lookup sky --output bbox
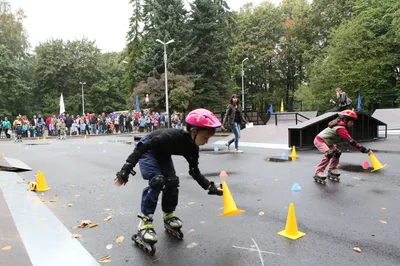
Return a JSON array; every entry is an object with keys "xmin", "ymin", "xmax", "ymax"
[{"xmin": 9, "ymin": 0, "xmax": 281, "ymax": 53}]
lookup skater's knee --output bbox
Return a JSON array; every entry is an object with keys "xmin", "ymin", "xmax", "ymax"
[
  {"xmin": 334, "ymin": 149, "xmax": 342, "ymax": 158},
  {"xmin": 149, "ymin": 175, "xmax": 165, "ymax": 191},
  {"xmin": 165, "ymin": 175, "xmax": 179, "ymax": 188},
  {"xmin": 325, "ymin": 150, "xmax": 334, "ymax": 159}
]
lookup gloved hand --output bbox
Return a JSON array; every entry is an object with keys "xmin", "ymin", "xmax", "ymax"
[
  {"xmin": 208, "ymin": 181, "xmax": 223, "ymax": 196},
  {"xmin": 115, "ymin": 162, "xmax": 136, "ymax": 185},
  {"xmin": 358, "ymin": 145, "xmax": 370, "ymax": 154}
]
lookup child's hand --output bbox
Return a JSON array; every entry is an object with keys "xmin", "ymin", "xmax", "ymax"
[
  {"xmin": 113, "ymin": 176, "xmax": 126, "ymax": 187},
  {"xmin": 208, "ymin": 182, "xmax": 223, "ymax": 196}
]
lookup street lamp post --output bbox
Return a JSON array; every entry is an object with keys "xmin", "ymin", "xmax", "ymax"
[
  {"xmin": 156, "ymin": 39, "xmax": 175, "ymax": 128},
  {"xmin": 80, "ymin": 82, "xmax": 86, "ymax": 115},
  {"xmin": 241, "ymin": 57, "xmax": 249, "ymax": 112}
]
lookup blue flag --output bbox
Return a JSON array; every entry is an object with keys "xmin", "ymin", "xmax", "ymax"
[
  {"xmin": 136, "ymin": 95, "xmax": 141, "ymax": 113},
  {"xmin": 357, "ymin": 94, "xmax": 361, "ymax": 112},
  {"xmin": 268, "ymin": 104, "xmax": 273, "ymax": 114}
]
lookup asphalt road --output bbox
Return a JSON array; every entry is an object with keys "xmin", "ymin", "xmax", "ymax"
[{"xmin": 0, "ymin": 134, "xmax": 399, "ymax": 266}]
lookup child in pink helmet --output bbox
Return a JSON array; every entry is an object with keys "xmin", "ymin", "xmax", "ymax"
[{"xmin": 114, "ymin": 108, "xmax": 223, "ymax": 255}]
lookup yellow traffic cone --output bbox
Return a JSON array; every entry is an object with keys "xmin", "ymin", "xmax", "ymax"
[
  {"xmin": 36, "ymin": 171, "xmax": 50, "ymax": 192},
  {"xmin": 37, "ymin": 137, "xmax": 40, "ymax": 141},
  {"xmin": 290, "ymin": 146, "xmax": 297, "ymax": 160},
  {"xmin": 43, "ymin": 136, "xmax": 46, "ymax": 141},
  {"xmin": 368, "ymin": 151, "xmax": 387, "ymax": 172},
  {"xmin": 218, "ymin": 181, "xmax": 245, "ymax": 217},
  {"xmin": 280, "ymin": 99, "xmax": 284, "ymax": 112},
  {"xmin": 278, "ymin": 203, "xmax": 305, "ymax": 240},
  {"xmin": 84, "ymin": 135, "xmax": 87, "ymax": 140}
]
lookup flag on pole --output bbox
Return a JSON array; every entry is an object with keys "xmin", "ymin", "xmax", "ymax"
[
  {"xmin": 59, "ymin": 93, "xmax": 65, "ymax": 115},
  {"xmin": 135, "ymin": 95, "xmax": 141, "ymax": 113},
  {"xmin": 357, "ymin": 94, "xmax": 361, "ymax": 112},
  {"xmin": 268, "ymin": 104, "xmax": 273, "ymax": 114}
]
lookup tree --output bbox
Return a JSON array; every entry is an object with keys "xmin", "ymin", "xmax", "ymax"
[
  {"xmin": 130, "ymin": 72, "xmax": 194, "ymax": 112},
  {"xmin": 188, "ymin": 0, "xmax": 232, "ymax": 110}
]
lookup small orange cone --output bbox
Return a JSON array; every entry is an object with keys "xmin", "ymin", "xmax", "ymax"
[
  {"xmin": 290, "ymin": 146, "xmax": 297, "ymax": 160},
  {"xmin": 36, "ymin": 170, "xmax": 50, "ymax": 192},
  {"xmin": 218, "ymin": 181, "xmax": 245, "ymax": 217},
  {"xmin": 278, "ymin": 203, "xmax": 305, "ymax": 240},
  {"xmin": 0, "ymin": 153, "xmax": 4, "ymax": 157},
  {"xmin": 368, "ymin": 151, "xmax": 387, "ymax": 172},
  {"xmin": 219, "ymin": 171, "xmax": 228, "ymax": 178}
]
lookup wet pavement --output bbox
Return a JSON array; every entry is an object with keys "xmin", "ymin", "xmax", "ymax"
[{"xmin": 0, "ymin": 134, "xmax": 399, "ymax": 266}]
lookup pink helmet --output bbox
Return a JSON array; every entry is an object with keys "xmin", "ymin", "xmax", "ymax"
[{"xmin": 185, "ymin": 108, "xmax": 221, "ymax": 129}]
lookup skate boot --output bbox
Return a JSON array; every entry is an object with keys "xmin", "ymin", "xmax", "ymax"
[
  {"xmin": 163, "ymin": 212, "xmax": 184, "ymax": 239},
  {"xmin": 132, "ymin": 214, "xmax": 157, "ymax": 256},
  {"xmin": 327, "ymin": 170, "xmax": 340, "ymax": 182},
  {"xmin": 313, "ymin": 172, "xmax": 327, "ymax": 185}
]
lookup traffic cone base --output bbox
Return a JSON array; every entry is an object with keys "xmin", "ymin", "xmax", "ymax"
[
  {"xmin": 218, "ymin": 181, "xmax": 245, "ymax": 217},
  {"xmin": 278, "ymin": 203, "xmax": 305, "ymax": 240},
  {"xmin": 36, "ymin": 171, "xmax": 50, "ymax": 192},
  {"xmin": 369, "ymin": 152, "xmax": 387, "ymax": 172}
]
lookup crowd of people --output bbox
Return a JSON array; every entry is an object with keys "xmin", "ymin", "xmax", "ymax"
[{"xmin": 0, "ymin": 109, "xmax": 185, "ymax": 140}]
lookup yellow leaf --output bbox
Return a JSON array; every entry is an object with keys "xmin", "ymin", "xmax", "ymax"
[
  {"xmin": 106, "ymin": 244, "xmax": 113, "ymax": 250},
  {"xmin": 353, "ymin": 247, "xmax": 361, "ymax": 253},
  {"xmin": 40, "ymin": 199, "xmax": 46, "ymax": 202},
  {"xmin": 67, "ymin": 203, "xmax": 73, "ymax": 207},
  {"xmin": 98, "ymin": 255, "xmax": 111, "ymax": 262},
  {"xmin": 2, "ymin": 245, "xmax": 12, "ymax": 251},
  {"xmin": 77, "ymin": 220, "xmax": 92, "ymax": 228},
  {"xmin": 73, "ymin": 194, "xmax": 80, "ymax": 198},
  {"xmin": 71, "ymin": 184, "xmax": 77, "ymax": 188},
  {"xmin": 188, "ymin": 202, "xmax": 195, "ymax": 205},
  {"xmin": 188, "ymin": 229, "xmax": 195, "ymax": 233},
  {"xmin": 104, "ymin": 216, "xmax": 112, "ymax": 222},
  {"xmin": 259, "ymin": 212, "xmax": 265, "ymax": 216},
  {"xmin": 89, "ymin": 223, "xmax": 99, "ymax": 228},
  {"xmin": 152, "ymin": 258, "xmax": 160, "ymax": 263},
  {"xmin": 53, "ymin": 194, "xmax": 58, "ymax": 197},
  {"xmin": 115, "ymin": 236, "xmax": 124, "ymax": 243},
  {"xmin": 379, "ymin": 220, "xmax": 387, "ymax": 224},
  {"xmin": 50, "ymin": 199, "xmax": 58, "ymax": 202},
  {"xmin": 71, "ymin": 234, "xmax": 81, "ymax": 239},
  {"xmin": 104, "ymin": 208, "xmax": 112, "ymax": 211},
  {"xmin": 62, "ymin": 205, "xmax": 67, "ymax": 208},
  {"xmin": 39, "ymin": 218, "xmax": 46, "ymax": 221},
  {"xmin": 187, "ymin": 242, "xmax": 198, "ymax": 249},
  {"xmin": 100, "ymin": 194, "xmax": 105, "ymax": 197}
]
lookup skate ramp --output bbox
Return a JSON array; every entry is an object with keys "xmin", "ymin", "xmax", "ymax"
[
  {"xmin": 0, "ymin": 157, "xmax": 32, "ymax": 172},
  {"xmin": 372, "ymin": 108, "xmax": 400, "ymax": 130}
]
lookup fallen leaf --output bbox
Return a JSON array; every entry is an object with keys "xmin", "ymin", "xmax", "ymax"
[
  {"xmin": 67, "ymin": 203, "xmax": 73, "ymax": 207},
  {"xmin": 16, "ymin": 181, "xmax": 24, "ymax": 184},
  {"xmin": 89, "ymin": 223, "xmax": 99, "ymax": 228},
  {"xmin": 71, "ymin": 234, "xmax": 81, "ymax": 238},
  {"xmin": 39, "ymin": 218, "xmax": 46, "ymax": 221},
  {"xmin": 382, "ymin": 207, "xmax": 386, "ymax": 210},
  {"xmin": 50, "ymin": 199, "xmax": 58, "ymax": 202},
  {"xmin": 379, "ymin": 220, "xmax": 387, "ymax": 224},
  {"xmin": 71, "ymin": 184, "xmax": 77, "ymax": 188},
  {"xmin": 100, "ymin": 194, "xmax": 105, "ymax": 197},
  {"xmin": 152, "ymin": 258, "xmax": 160, "ymax": 263},
  {"xmin": 62, "ymin": 206, "xmax": 67, "ymax": 208},
  {"xmin": 73, "ymin": 194, "xmax": 80, "ymax": 198},
  {"xmin": 115, "ymin": 236, "xmax": 124, "ymax": 243},
  {"xmin": 104, "ymin": 216, "xmax": 112, "ymax": 222},
  {"xmin": 353, "ymin": 247, "xmax": 361, "ymax": 253},
  {"xmin": 104, "ymin": 208, "xmax": 112, "ymax": 211},
  {"xmin": 40, "ymin": 199, "xmax": 46, "ymax": 202},
  {"xmin": 187, "ymin": 242, "xmax": 198, "ymax": 249},
  {"xmin": 53, "ymin": 194, "xmax": 58, "ymax": 197},
  {"xmin": 100, "ymin": 184, "xmax": 103, "ymax": 187},
  {"xmin": 106, "ymin": 244, "xmax": 113, "ymax": 250},
  {"xmin": 188, "ymin": 229, "xmax": 195, "ymax": 233},
  {"xmin": 98, "ymin": 255, "xmax": 111, "ymax": 263},
  {"xmin": 77, "ymin": 220, "xmax": 92, "ymax": 228},
  {"xmin": 188, "ymin": 202, "xmax": 195, "ymax": 205},
  {"xmin": 274, "ymin": 178, "xmax": 279, "ymax": 182},
  {"xmin": 200, "ymin": 221, "xmax": 205, "ymax": 224},
  {"xmin": 259, "ymin": 212, "xmax": 265, "ymax": 216},
  {"xmin": 2, "ymin": 245, "xmax": 12, "ymax": 251}
]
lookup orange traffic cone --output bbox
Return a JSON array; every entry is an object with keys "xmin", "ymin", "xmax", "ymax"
[
  {"xmin": 36, "ymin": 170, "xmax": 50, "ymax": 192},
  {"xmin": 368, "ymin": 151, "xmax": 387, "ymax": 172},
  {"xmin": 290, "ymin": 146, "xmax": 297, "ymax": 161},
  {"xmin": 278, "ymin": 203, "xmax": 305, "ymax": 240},
  {"xmin": 219, "ymin": 171, "xmax": 228, "ymax": 178},
  {"xmin": 218, "ymin": 181, "xmax": 245, "ymax": 217}
]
